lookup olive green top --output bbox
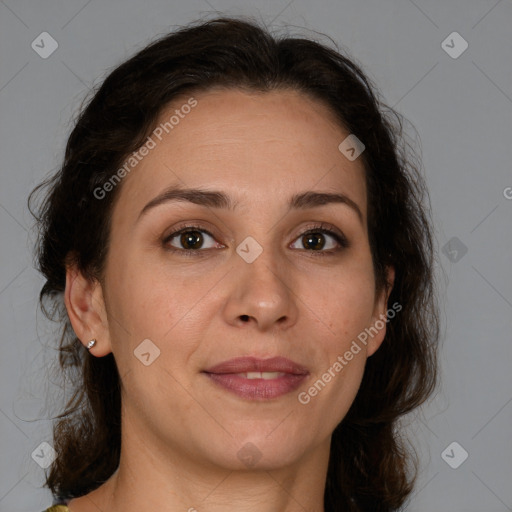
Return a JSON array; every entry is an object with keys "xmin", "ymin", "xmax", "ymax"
[{"xmin": 45, "ymin": 505, "xmax": 70, "ymax": 512}]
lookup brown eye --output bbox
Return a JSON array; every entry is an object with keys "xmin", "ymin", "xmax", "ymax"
[
  {"xmin": 302, "ymin": 232, "xmax": 326, "ymax": 251},
  {"xmin": 164, "ymin": 226, "xmax": 220, "ymax": 254},
  {"xmin": 179, "ymin": 230, "xmax": 204, "ymax": 250},
  {"xmin": 290, "ymin": 226, "xmax": 348, "ymax": 253}
]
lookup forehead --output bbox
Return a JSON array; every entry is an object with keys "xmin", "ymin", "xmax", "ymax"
[{"xmin": 114, "ymin": 88, "xmax": 367, "ymax": 222}]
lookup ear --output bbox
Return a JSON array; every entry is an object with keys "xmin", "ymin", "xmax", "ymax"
[
  {"xmin": 366, "ymin": 265, "xmax": 395, "ymax": 357},
  {"xmin": 64, "ymin": 262, "xmax": 113, "ymax": 357}
]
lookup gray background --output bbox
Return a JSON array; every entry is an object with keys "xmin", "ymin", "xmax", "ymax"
[{"xmin": 1, "ymin": 1, "xmax": 511, "ymax": 511}]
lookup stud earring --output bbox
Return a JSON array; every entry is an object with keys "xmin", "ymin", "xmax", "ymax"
[{"xmin": 86, "ymin": 339, "xmax": 97, "ymax": 350}]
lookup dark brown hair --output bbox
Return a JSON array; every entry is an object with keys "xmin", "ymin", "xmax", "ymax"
[{"xmin": 29, "ymin": 16, "xmax": 439, "ymax": 512}]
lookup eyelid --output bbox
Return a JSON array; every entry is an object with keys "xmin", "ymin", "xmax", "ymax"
[
  {"xmin": 162, "ymin": 223, "xmax": 223, "ymax": 251},
  {"xmin": 290, "ymin": 222, "xmax": 350, "ymax": 254},
  {"xmin": 299, "ymin": 222, "xmax": 348, "ymax": 245},
  {"xmin": 162, "ymin": 221, "xmax": 221, "ymax": 242}
]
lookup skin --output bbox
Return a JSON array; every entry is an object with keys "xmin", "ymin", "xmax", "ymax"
[{"xmin": 64, "ymin": 88, "xmax": 394, "ymax": 512}]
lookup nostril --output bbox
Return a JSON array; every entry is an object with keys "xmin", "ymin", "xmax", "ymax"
[{"xmin": 240, "ymin": 315, "xmax": 250, "ymax": 322}]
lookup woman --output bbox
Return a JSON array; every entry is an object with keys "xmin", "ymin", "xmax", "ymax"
[{"xmin": 30, "ymin": 16, "xmax": 439, "ymax": 512}]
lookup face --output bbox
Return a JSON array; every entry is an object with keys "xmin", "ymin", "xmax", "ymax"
[{"xmin": 68, "ymin": 88, "xmax": 393, "ymax": 472}]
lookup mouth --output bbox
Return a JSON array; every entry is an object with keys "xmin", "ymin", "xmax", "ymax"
[
  {"xmin": 202, "ymin": 356, "xmax": 309, "ymax": 400},
  {"xmin": 233, "ymin": 371, "xmax": 287, "ymax": 379}
]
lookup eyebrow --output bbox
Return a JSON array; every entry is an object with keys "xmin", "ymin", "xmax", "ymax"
[{"xmin": 137, "ymin": 186, "xmax": 363, "ymax": 223}]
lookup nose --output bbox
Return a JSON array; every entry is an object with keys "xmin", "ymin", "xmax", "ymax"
[{"xmin": 222, "ymin": 245, "xmax": 299, "ymax": 332}]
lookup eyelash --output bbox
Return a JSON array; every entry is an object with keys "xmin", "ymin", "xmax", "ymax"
[{"xmin": 162, "ymin": 222, "xmax": 349, "ymax": 258}]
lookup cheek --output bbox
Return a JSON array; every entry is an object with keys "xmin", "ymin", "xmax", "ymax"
[
  {"xmin": 105, "ymin": 253, "xmax": 216, "ymax": 371},
  {"xmin": 314, "ymin": 260, "xmax": 376, "ymax": 340},
  {"xmin": 105, "ymin": 246, "xmax": 188, "ymax": 330},
  {"xmin": 301, "ymin": 298, "xmax": 371, "ymax": 428},
  {"xmin": 303, "ymin": 259, "xmax": 375, "ymax": 397}
]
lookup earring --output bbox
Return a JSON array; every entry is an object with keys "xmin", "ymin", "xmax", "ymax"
[{"xmin": 86, "ymin": 339, "xmax": 97, "ymax": 350}]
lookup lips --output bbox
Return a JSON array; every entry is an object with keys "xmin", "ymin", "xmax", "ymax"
[
  {"xmin": 204, "ymin": 356, "xmax": 309, "ymax": 375},
  {"xmin": 203, "ymin": 356, "xmax": 309, "ymax": 400}
]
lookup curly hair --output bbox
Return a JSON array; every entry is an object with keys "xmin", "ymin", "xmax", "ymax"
[{"xmin": 28, "ymin": 16, "xmax": 439, "ymax": 512}]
